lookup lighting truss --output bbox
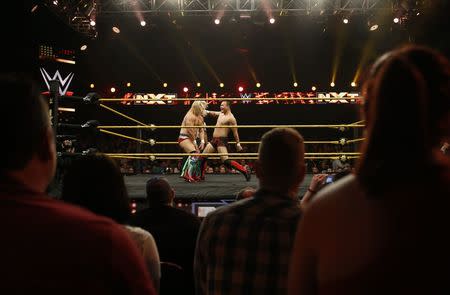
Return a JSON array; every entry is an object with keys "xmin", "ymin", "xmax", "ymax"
[
  {"xmin": 43, "ymin": 0, "xmax": 98, "ymax": 39},
  {"xmin": 99, "ymin": 0, "xmax": 399, "ymax": 15}
]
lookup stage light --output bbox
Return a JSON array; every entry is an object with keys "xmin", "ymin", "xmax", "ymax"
[
  {"xmin": 214, "ymin": 18, "xmax": 220, "ymax": 25},
  {"xmin": 238, "ymin": 86, "xmax": 244, "ymax": 92},
  {"xmin": 126, "ymin": 82, "xmax": 131, "ymax": 87},
  {"xmin": 256, "ymin": 82, "xmax": 261, "ymax": 88},
  {"xmin": 293, "ymin": 82, "xmax": 298, "ymax": 87},
  {"xmin": 163, "ymin": 83, "xmax": 168, "ymax": 88},
  {"xmin": 112, "ymin": 26, "xmax": 120, "ymax": 34},
  {"xmin": 80, "ymin": 45, "xmax": 87, "ymax": 51},
  {"xmin": 53, "ymin": 0, "xmax": 58, "ymax": 5},
  {"xmin": 351, "ymin": 82, "xmax": 357, "ymax": 87},
  {"xmin": 330, "ymin": 82, "xmax": 335, "ymax": 87},
  {"xmin": 140, "ymin": 20, "xmax": 146, "ymax": 27},
  {"xmin": 311, "ymin": 86, "xmax": 317, "ymax": 91},
  {"xmin": 90, "ymin": 83, "xmax": 95, "ymax": 89},
  {"xmin": 343, "ymin": 18, "xmax": 349, "ymax": 24},
  {"xmin": 393, "ymin": 17, "xmax": 400, "ymax": 24},
  {"xmin": 219, "ymin": 83, "xmax": 224, "ymax": 88},
  {"xmin": 370, "ymin": 24, "xmax": 379, "ymax": 31},
  {"xmin": 110, "ymin": 87, "xmax": 116, "ymax": 93},
  {"xmin": 31, "ymin": 4, "xmax": 38, "ymax": 13},
  {"xmin": 90, "ymin": 20, "xmax": 96, "ymax": 26},
  {"xmin": 196, "ymin": 82, "xmax": 201, "ymax": 87},
  {"xmin": 183, "ymin": 87, "xmax": 189, "ymax": 93},
  {"xmin": 269, "ymin": 17, "xmax": 275, "ymax": 24}
]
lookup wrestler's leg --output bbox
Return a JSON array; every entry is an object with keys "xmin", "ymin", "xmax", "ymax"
[
  {"xmin": 219, "ymin": 146, "xmax": 251, "ymax": 181},
  {"xmin": 200, "ymin": 143, "xmax": 216, "ymax": 180},
  {"xmin": 179, "ymin": 140, "xmax": 198, "ymax": 182},
  {"xmin": 179, "ymin": 140, "xmax": 197, "ymax": 154}
]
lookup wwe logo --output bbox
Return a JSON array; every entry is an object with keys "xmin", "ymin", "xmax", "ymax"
[
  {"xmin": 240, "ymin": 93, "xmax": 252, "ymax": 104},
  {"xmin": 40, "ymin": 68, "xmax": 74, "ymax": 96}
]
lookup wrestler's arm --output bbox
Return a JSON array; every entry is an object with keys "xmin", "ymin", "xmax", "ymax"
[
  {"xmin": 198, "ymin": 119, "xmax": 206, "ymax": 149},
  {"xmin": 205, "ymin": 110, "xmax": 220, "ymax": 117},
  {"xmin": 230, "ymin": 117, "xmax": 242, "ymax": 151}
]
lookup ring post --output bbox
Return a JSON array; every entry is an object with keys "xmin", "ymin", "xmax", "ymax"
[{"xmin": 49, "ymin": 80, "xmax": 60, "ymax": 136}]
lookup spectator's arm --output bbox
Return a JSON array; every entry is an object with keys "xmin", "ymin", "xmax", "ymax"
[
  {"xmin": 288, "ymin": 208, "xmax": 318, "ymax": 295},
  {"xmin": 194, "ymin": 216, "xmax": 209, "ymax": 295},
  {"xmin": 142, "ymin": 233, "xmax": 161, "ymax": 294},
  {"xmin": 300, "ymin": 174, "xmax": 327, "ymax": 211},
  {"xmin": 111, "ymin": 226, "xmax": 157, "ymax": 295}
]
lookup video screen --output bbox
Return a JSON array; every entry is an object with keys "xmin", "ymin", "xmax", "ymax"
[
  {"xmin": 192, "ymin": 202, "xmax": 226, "ymax": 217},
  {"xmin": 197, "ymin": 206, "xmax": 217, "ymax": 217}
]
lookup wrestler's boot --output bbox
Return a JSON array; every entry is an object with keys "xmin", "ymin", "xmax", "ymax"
[
  {"xmin": 223, "ymin": 159, "xmax": 251, "ymax": 181},
  {"xmin": 187, "ymin": 156, "xmax": 202, "ymax": 181},
  {"xmin": 179, "ymin": 155, "xmax": 189, "ymax": 178},
  {"xmin": 181, "ymin": 153, "xmax": 197, "ymax": 183}
]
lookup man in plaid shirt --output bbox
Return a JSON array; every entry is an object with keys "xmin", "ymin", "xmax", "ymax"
[{"xmin": 194, "ymin": 128, "xmax": 305, "ymax": 295}]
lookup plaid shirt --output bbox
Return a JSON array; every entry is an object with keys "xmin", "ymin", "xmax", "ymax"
[{"xmin": 194, "ymin": 189, "xmax": 301, "ymax": 295}]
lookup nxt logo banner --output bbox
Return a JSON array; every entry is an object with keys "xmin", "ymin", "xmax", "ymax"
[
  {"xmin": 40, "ymin": 68, "xmax": 74, "ymax": 96},
  {"xmin": 125, "ymin": 93, "xmax": 177, "ymax": 105},
  {"xmin": 317, "ymin": 92, "xmax": 360, "ymax": 103}
]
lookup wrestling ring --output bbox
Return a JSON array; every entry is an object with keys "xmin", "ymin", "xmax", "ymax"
[{"xmin": 52, "ymin": 93, "xmax": 365, "ymax": 201}]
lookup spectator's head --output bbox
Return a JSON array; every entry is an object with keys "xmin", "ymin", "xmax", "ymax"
[
  {"xmin": 236, "ymin": 187, "xmax": 256, "ymax": 201},
  {"xmin": 358, "ymin": 45, "xmax": 450, "ymax": 195},
  {"xmin": 256, "ymin": 128, "xmax": 305, "ymax": 196},
  {"xmin": 191, "ymin": 100, "xmax": 207, "ymax": 117},
  {"xmin": 146, "ymin": 177, "xmax": 174, "ymax": 207},
  {"xmin": 62, "ymin": 154, "xmax": 130, "ymax": 224},
  {"xmin": 0, "ymin": 74, "xmax": 56, "ymax": 192}
]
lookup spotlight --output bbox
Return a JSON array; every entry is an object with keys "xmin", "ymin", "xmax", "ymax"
[
  {"xmin": 238, "ymin": 86, "xmax": 244, "ymax": 92},
  {"xmin": 112, "ymin": 26, "xmax": 120, "ymax": 34},
  {"xmin": 370, "ymin": 24, "xmax": 379, "ymax": 31},
  {"xmin": 351, "ymin": 82, "xmax": 357, "ymax": 87},
  {"xmin": 140, "ymin": 20, "xmax": 146, "ymax": 27},
  {"xmin": 293, "ymin": 82, "xmax": 298, "ymax": 87},
  {"xmin": 256, "ymin": 82, "xmax": 261, "ymax": 88},
  {"xmin": 90, "ymin": 83, "xmax": 95, "ymax": 89},
  {"xmin": 183, "ymin": 87, "xmax": 189, "ymax": 93},
  {"xmin": 90, "ymin": 20, "xmax": 96, "ymax": 26},
  {"xmin": 219, "ymin": 83, "xmax": 224, "ymax": 88},
  {"xmin": 126, "ymin": 82, "xmax": 131, "ymax": 87},
  {"xmin": 311, "ymin": 86, "xmax": 317, "ymax": 91},
  {"xmin": 393, "ymin": 17, "xmax": 400, "ymax": 24},
  {"xmin": 110, "ymin": 87, "xmax": 116, "ymax": 93},
  {"xmin": 53, "ymin": 0, "xmax": 58, "ymax": 5},
  {"xmin": 163, "ymin": 83, "xmax": 168, "ymax": 88},
  {"xmin": 214, "ymin": 18, "xmax": 220, "ymax": 25},
  {"xmin": 196, "ymin": 82, "xmax": 201, "ymax": 87},
  {"xmin": 343, "ymin": 18, "xmax": 349, "ymax": 24},
  {"xmin": 80, "ymin": 45, "xmax": 87, "ymax": 51},
  {"xmin": 269, "ymin": 17, "xmax": 275, "ymax": 24},
  {"xmin": 330, "ymin": 82, "xmax": 335, "ymax": 87}
]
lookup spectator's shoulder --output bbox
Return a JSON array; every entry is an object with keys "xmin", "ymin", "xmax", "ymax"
[
  {"xmin": 203, "ymin": 198, "xmax": 252, "ymax": 221},
  {"xmin": 39, "ymin": 197, "xmax": 123, "ymax": 232},
  {"xmin": 311, "ymin": 175, "xmax": 358, "ymax": 203},
  {"xmin": 305, "ymin": 174, "xmax": 362, "ymax": 220}
]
